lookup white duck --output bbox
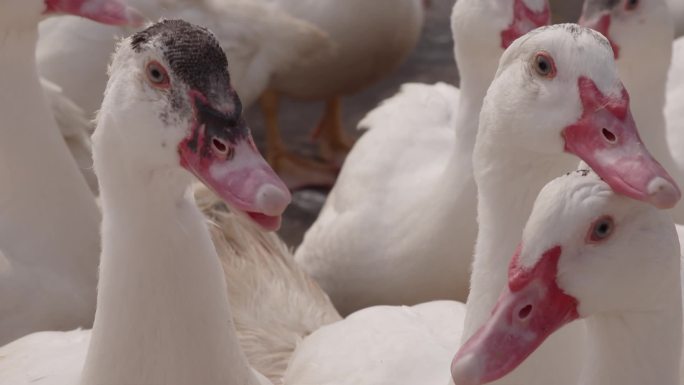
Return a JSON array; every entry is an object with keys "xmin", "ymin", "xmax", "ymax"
[
  {"xmin": 37, "ymin": 4, "xmax": 340, "ymax": 379},
  {"xmin": 251, "ymin": 0, "xmax": 426, "ymax": 188},
  {"xmin": 0, "ymin": 19, "xmax": 295, "ymax": 385},
  {"xmin": 281, "ymin": 25, "xmax": 679, "ymax": 385},
  {"xmin": 294, "ymin": 0, "xmax": 551, "ymax": 315},
  {"xmin": 0, "ymin": 0, "xmax": 142, "ymax": 346},
  {"xmin": 578, "ymin": 0, "xmax": 684, "ymax": 223},
  {"xmin": 37, "ymin": 0, "xmax": 332, "ymax": 117},
  {"xmin": 452, "ymin": 169, "xmax": 682, "ymax": 385}
]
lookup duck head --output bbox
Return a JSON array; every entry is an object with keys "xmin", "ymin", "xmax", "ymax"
[
  {"xmin": 451, "ymin": 169, "xmax": 679, "ymax": 384},
  {"xmin": 97, "ymin": 20, "xmax": 291, "ymax": 230},
  {"xmin": 579, "ymin": 0, "xmax": 673, "ymax": 60},
  {"xmin": 479, "ymin": 24, "xmax": 680, "ymax": 208}
]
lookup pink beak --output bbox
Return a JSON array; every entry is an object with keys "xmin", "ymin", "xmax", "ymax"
[
  {"xmin": 563, "ymin": 77, "xmax": 680, "ymax": 209},
  {"xmin": 44, "ymin": 0, "xmax": 145, "ymax": 26},
  {"xmin": 179, "ymin": 92, "xmax": 291, "ymax": 231},
  {"xmin": 451, "ymin": 246, "xmax": 579, "ymax": 385}
]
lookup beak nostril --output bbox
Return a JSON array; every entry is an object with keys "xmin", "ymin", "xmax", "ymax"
[
  {"xmin": 602, "ymin": 128, "xmax": 617, "ymax": 143},
  {"xmin": 518, "ymin": 304, "xmax": 533, "ymax": 320},
  {"xmin": 211, "ymin": 137, "xmax": 228, "ymax": 155}
]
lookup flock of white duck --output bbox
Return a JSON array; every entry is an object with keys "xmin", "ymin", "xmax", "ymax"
[{"xmin": 2, "ymin": 0, "xmax": 684, "ymax": 384}]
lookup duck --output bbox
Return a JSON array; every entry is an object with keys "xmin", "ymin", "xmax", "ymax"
[
  {"xmin": 37, "ymin": 0, "xmax": 332, "ymax": 118},
  {"xmin": 0, "ymin": 0, "xmax": 143, "ymax": 346},
  {"xmin": 280, "ymin": 25, "xmax": 679, "ymax": 385},
  {"xmin": 0, "ymin": 19, "xmax": 296, "ymax": 385},
  {"xmin": 452, "ymin": 169, "xmax": 682, "ymax": 385},
  {"xmin": 35, "ymin": 4, "xmax": 341, "ymax": 379},
  {"xmin": 254, "ymin": 0, "xmax": 426, "ymax": 189},
  {"xmin": 293, "ymin": 0, "xmax": 551, "ymax": 315},
  {"xmin": 578, "ymin": 0, "xmax": 684, "ymax": 222}
]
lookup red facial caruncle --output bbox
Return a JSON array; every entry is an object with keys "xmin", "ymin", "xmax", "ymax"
[{"xmin": 501, "ymin": 0, "xmax": 551, "ymax": 49}]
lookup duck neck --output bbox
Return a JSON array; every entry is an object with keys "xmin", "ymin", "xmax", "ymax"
[
  {"xmin": 438, "ymin": 52, "xmax": 495, "ymax": 196},
  {"xmin": 463, "ymin": 141, "xmax": 576, "ymax": 338},
  {"xmin": 452, "ymin": 76, "xmax": 488, "ymax": 151},
  {"xmin": 582, "ymin": 273, "xmax": 681, "ymax": 385},
  {"xmin": 424, "ymin": 71, "xmax": 490, "ymax": 245},
  {"xmin": 81, "ymin": 122, "xmax": 260, "ymax": 385}
]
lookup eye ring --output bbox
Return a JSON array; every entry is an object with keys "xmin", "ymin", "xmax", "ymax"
[
  {"xmin": 145, "ymin": 61, "xmax": 170, "ymax": 88},
  {"xmin": 625, "ymin": 0, "xmax": 639, "ymax": 11},
  {"xmin": 532, "ymin": 51, "xmax": 557, "ymax": 79},
  {"xmin": 587, "ymin": 215, "xmax": 615, "ymax": 243}
]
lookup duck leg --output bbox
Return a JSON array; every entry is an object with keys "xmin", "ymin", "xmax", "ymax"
[
  {"xmin": 260, "ymin": 90, "xmax": 337, "ymax": 191},
  {"xmin": 313, "ymin": 97, "xmax": 356, "ymax": 167}
]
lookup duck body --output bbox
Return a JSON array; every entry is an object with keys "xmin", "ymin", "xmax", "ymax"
[
  {"xmin": 294, "ymin": 82, "xmax": 471, "ymax": 313},
  {"xmin": 284, "ymin": 300, "xmax": 465, "ymax": 385},
  {"xmin": 267, "ymin": 0, "xmax": 424, "ymax": 100},
  {"xmin": 196, "ymin": 186, "xmax": 341, "ymax": 383}
]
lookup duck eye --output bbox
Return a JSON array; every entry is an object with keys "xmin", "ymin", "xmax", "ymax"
[
  {"xmin": 588, "ymin": 216, "xmax": 615, "ymax": 243},
  {"xmin": 626, "ymin": 0, "xmax": 639, "ymax": 10},
  {"xmin": 145, "ymin": 61, "xmax": 170, "ymax": 88},
  {"xmin": 532, "ymin": 52, "xmax": 556, "ymax": 78}
]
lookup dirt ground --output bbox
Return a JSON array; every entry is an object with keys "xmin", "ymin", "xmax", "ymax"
[{"xmin": 248, "ymin": 0, "xmax": 584, "ymax": 247}]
